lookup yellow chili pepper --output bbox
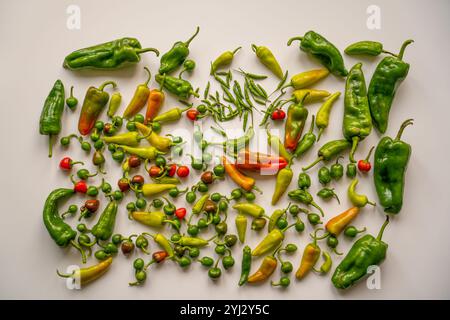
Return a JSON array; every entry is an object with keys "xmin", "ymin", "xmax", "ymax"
[
  {"xmin": 135, "ymin": 122, "xmax": 172, "ymax": 152},
  {"xmin": 57, "ymin": 257, "xmax": 113, "ymax": 287},
  {"xmin": 235, "ymin": 214, "xmax": 248, "ymax": 243},
  {"xmin": 247, "ymin": 255, "xmax": 278, "ymax": 283},
  {"xmin": 103, "ymin": 131, "xmax": 149, "ymax": 147},
  {"xmin": 251, "ymin": 44, "xmax": 284, "ymax": 79},
  {"xmin": 222, "ymin": 156, "xmax": 255, "ymax": 191},
  {"xmin": 131, "ymin": 211, "xmax": 167, "ymax": 227},
  {"xmin": 122, "ymin": 67, "xmax": 152, "ymax": 119},
  {"xmin": 210, "ymin": 47, "xmax": 241, "ymax": 75},
  {"xmin": 271, "ymin": 163, "xmax": 293, "ymax": 205},
  {"xmin": 292, "ymin": 89, "xmax": 331, "ymax": 104},
  {"xmin": 152, "ymin": 233, "xmax": 174, "ymax": 258},
  {"xmin": 117, "ymin": 144, "xmax": 165, "ymax": 160},
  {"xmin": 139, "ymin": 183, "xmax": 178, "ymax": 197},
  {"xmin": 282, "ymin": 69, "xmax": 329, "ymax": 91},
  {"xmin": 316, "ymin": 92, "xmax": 341, "ymax": 141},
  {"xmin": 233, "ymin": 203, "xmax": 265, "ymax": 218},
  {"xmin": 252, "ymin": 229, "xmax": 284, "ymax": 257},
  {"xmin": 325, "ymin": 207, "xmax": 360, "ymax": 236},
  {"xmin": 348, "ymin": 179, "xmax": 376, "ymax": 207},
  {"xmin": 296, "ymin": 235, "xmax": 321, "ymax": 280}
]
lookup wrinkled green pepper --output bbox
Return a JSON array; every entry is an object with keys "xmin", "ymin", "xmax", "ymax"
[{"xmin": 155, "ymin": 74, "xmax": 198, "ymax": 99}]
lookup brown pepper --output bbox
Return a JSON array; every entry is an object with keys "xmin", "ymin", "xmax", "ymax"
[
  {"xmin": 201, "ymin": 171, "xmax": 214, "ymax": 184},
  {"xmin": 204, "ymin": 199, "xmax": 217, "ymax": 213}
]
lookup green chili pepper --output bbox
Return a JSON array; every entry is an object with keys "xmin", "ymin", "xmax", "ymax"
[
  {"xmin": 211, "ymin": 126, "xmax": 255, "ymax": 156},
  {"xmin": 330, "ymin": 156, "xmax": 344, "ymax": 180},
  {"xmin": 118, "ymin": 145, "xmax": 164, "ymax": 160},
  {"xmin": 179, "ymin": 59, "xmax": 196, "ymax": 78},
  {"xmin": 66, "ymin": 86, "xmax": 78, "ymax": 110},
  {"xmin": 294, "ymin": 115, "xmax": 316, "ymax": 158},
  {"xmin": 177, "ymin": 236, "xmax": 210, "ymax": 247},
  {"xmin": 251, "ymin": 217, "xmax": 267, "ymax": 231},
  {"xmin": 317, "ymin": 188, "xmax": 340, "ymax": 204},
  {"xmin": 251, "ymin": 44, "xmax": 284, "ymax": 79},
  {"xmin": 42, "ymin": 188, "xmax": 86, "ymax": 263},
  {"xmin": 239, "ymin": 246, "xmax": 252, "ymax": 286},
  {"xmin": 374, "ymin": 119, "xmax": 413, "ymax": 213},
  {"xmin": 348, "ymin": 179, "xmax": 376, "ymax": 207},
  {"xmin": 346, "ymin": 163, "xmax": 357, "ymax": 178},
  {"xmin": 268, "ymin": 203, "xmax": 290, "ymax": 232},
  {"xmin": 302, "ymin": 139, "xmax": 351, "ymax": 171},
  {"xmin": 284, "ymin": 94, "xmax": 309, "ymax": 151},
  {"xmin": 332, "ymin": 217, "xmax": 389, "ymax": 289},
  {"xmin": 272, "ymin": 163, "xmax": 293, "ymax": 205},
  {"xmin": 368, "ymin": 40, "xmax": 413, "ymax": 133},
  {"xmin": 287, "ymin": 189, "xmax": 324, "ymax": 217},
  {"xmin": 78, "ymin": 81, "xmax": 117, "ymax": 136},
  {"xmin": 314, "ymin": 251, "xmax": 332, "ymax": 274},
  {"xmin": 252, "ymin": 227, "xmax": 289, "ymax": 257},
  {"xmin": 287, "ymin": 31, "xmax": 348, "ymax": 77},
  {"xmin": 266, "ymin": 127, "xmax": 293, "ymax": 163},
  {"xmin": 39, "ymin": 80, "xmax": 65, "ymax": 157},
  {"xmin": 159, "ymin": 27, "xmax": 200, "ymax": 75},
  {"xmin": 318, "ymin": 166, "xmax": 331, "ymax": 185},
  {"xmin": 345, "ymin": 41, "xmax": 396, "ymax": 57},
  {"xmin": 235, "ymin": 214, "xmax": 247, "ymax": 244},
  {"xmin": 343, "ymin": 63, "xmax": 372, "ymax": 163},
  {"xmin": 316, "ymin": 92, "xmax": 341, "ymax": 142},
  {"xmin": 63, "ymin": 38, "xmax": 159, "ymax": 70},
  {"xmin": 210, "ymin": 47, "xmax": 241, "ymax": 74},
  {"xmin": 107, "ymin": 92, "xmax": 122, "ymax": 118},
  {"xmin": 155, "ymin": 74, "xmax": 199, "ymax": 99},
  {"xmin": 233, "ymin": 203, "xmax": 265, "ymax": 218},
  {"xmin": 297, "ymin": 172, "xmax": 311, "ymax": 189},
  {"xmin": 151, "ymin": 106, "xmax": 191, "ymax": 124},
  {"xmin": 90, "ymin": 200, "xmax": 118, "ymax": 241}
]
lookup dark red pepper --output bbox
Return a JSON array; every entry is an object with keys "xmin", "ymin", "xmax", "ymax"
[
  {"xmin": 131, "ymin": 175, "xmax": 145, "ymax": 186},
  {"xmin": 59, "ymin": 157, "xmax": 83, "ymax": 171},
  {"xmin": 118, "ymin": 178, "xmax": 130, "ymax": 192},
  {"xmin": 74, "ymin": 180, "xmax": 88, "ymax": 193},
  {"xmin": 128, "ymin": 155, "xmax": 141, "ymax": 168},
  {"xmin": 167, "ymin": 164, "xmax": 177, "ymax": 177}
]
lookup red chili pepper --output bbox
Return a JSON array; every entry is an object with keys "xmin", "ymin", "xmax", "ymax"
[
  {"xmin": 59, "ymin": 157, "xmax": 83, "ymax": 171},
  {"xmin": 118, "ymin": 178, "xmax": 130, "ymax": 192},
  {"xmin": 357, "ymin": 146, "xmax": 374, "ymax": 173},
  {"xmin": 235, "ymin": 149, "xmax": 288, "ymax": 173},
  {"xmin": 175, "ymin": 208, "xmax": 187, "ymax": 220},
  {"xmin": 74, "ymin": 180, "xmax": 88, "ymax": 193},
  {"xmin": 167, "ymin": 164, "xmax": 177, "ymax": 177},
  {"xmin": 148, "ymin": 166, "xmax": 163, "ymax": 178},
  {"xmin": 271, "ymin": 109, "xmax": 286, "ymax": 121},
  {"xmin": 128, "ymin": 155, "xmax": 141, "ymax": 168},
  {"xmin": 176, "ymin": 166, "xmax": 190, "ymax": 177},
  {"xmin": 186, "ymin": 109, "xmax": 199, "ymax": 121},
  {"xmin": 152, "ymin": 250, "xmax": 169, "ymax": 263}
]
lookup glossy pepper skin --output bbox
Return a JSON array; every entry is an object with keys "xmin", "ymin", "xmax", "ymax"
[
  {"xmin": 239, "ymin": 246, "xmax": 252, "ymax": 286},
  {"xmin": 223, "ymin": 156, "xmax": 255, "ymax": 192},
  {"xmin": 159, "ymin": 27, "xmax": 200, "ymax": 75},
  {"xmin": 57, "ymin": 257, "xmax": 113, "ymax": 287},
  {"xmin": 252, "ymin": 229, "xmax": 285, "ymax": 257},
  {"xmin": 282, "ymin": 69, "xmax": 329, "ymax": 91},
  {"xmin": 43, "ymin": 188, "xmax": 86, "ymax": 263},
  {"xmin": 292, "ymin": 89, "xmax": 330, "ymax": 104},
  {"xmin": 271, "ymin": 163, "xmax": 293, "ymax": 205},
  {"xmin": 302, "ymin": 139, "xmax": 351, "ymax": 171},
  {"xmin": 368, "ymin": 40, "xmax": 413, "ymax": 133},
  {"xmin": 247, "ymin": 255, "xmax": 277, "ymax": 283},
  {"xmin": 235, "ymin": 150, "xmax": 287, "ymax": 174},
  {"xmin": 155, "ymin": 74, "xmax": 198, "ymax": 99},
  {"xmin": 343, "ymin": 63, "xmax": 372, "ymax": 163},
  {"xmin": 210, "ymin": 47, "xmax": 241, "ymax": 75},
  {"xmin": 144, "ymin": 89, "xmax": 165, "ymax": 124},
  {"xmin": 117, "ymin": 145, "xmax": 164, "ymax": 160},
  {"xmin": 91, "ymin": 200, "xmax": 118, "ymax": 241},
  {"xmin": 287, "ymin": 31, "xmax": 348, "ymax": 77},
  {"xmin": 235, "ymin": 214, "xmax": 248, "ymax": 244},
  {"xmin": 316, "ymin": 92, "xmax": 341, "ymax": 141},
  {"xmin": 325, "ymin": 207, "xmax": 360, "ymax": 236},
  {"xmin": 296, "ymin": 237, "xmax": 321, "ymax": 280},
  {"xmin": 332, "ymin": 217, "xmax": 389, "ymax": 289},
  {"xmin": 78, "ymin": 81, "xmax": 116, "ymax": 135},
  {"xmin": 284, "ymin": 94, "xmax": 309, "ymax": 151},
  {"xmin": 251, "ymin": 44, "xmax": 284, "ymax": 79},
  {"xmin": 122, "ymin": 67, "xmax": 152, "ymax": 119},
  {"xmin": 374, "ymin": 119, "xmax": 413, "ymax": 214},
  {"xmin": 39, "ymin": 80, "xmax": 65, "ymax": 157},
  {"xmin": 64, "ymin": 38, "xmax": 159, "ymax": 70},
  {"xmin": 134, "ymin": 122, "xmax": 173, "ymax": 152},
  {"xmin": 345, "ymin": 41, "xmax": 396, "ymax": 57},
  {"xmin": 294, "ymin": 115, "xmax": 316, "ymax": 158}
]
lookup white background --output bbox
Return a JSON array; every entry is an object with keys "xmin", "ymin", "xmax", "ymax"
[{"xmin": 0, "ymin": 0, "xmax": 449, "ymax": 299}]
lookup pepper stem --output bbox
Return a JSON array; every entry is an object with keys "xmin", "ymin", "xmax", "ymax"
[
  {"xmin": 71, "ymin": 240, "xmax": 87, "ymax": 264},
  {"xmin": 308, "ymin": 115, "xmax": 315, "ymax": 133},
  {"xmin": 310, "ymin": 201, "xmax": 325, "ymax": 217},
  {"xmin": 98, "ymin": 81, "xmax": 117, "ymax": 92},
  {"xmin": 377, "ymin": 216, "xmax": 390, "ymax": 241},
  {"xmin": 397, "ymin": 39, "xmax": 414, "ymax": 60},
  {"xmin": 395, "ymin": 119, "xmax": 414, "ymax": 140},
  {"xmin": 251, "ymin": 44, "xmax": 258, "ymax": 53},
  {"xmin": 48, "ymin": 135, "xmax": 53, "ymax": 158},
  {"xmin": 349, "ymin": 136, "xmax": 360, "ymax": 163},
  {"xmin": 135, "ymin": 47, "xmax": 160, "ymax": 56},
  {"xmin": 381, "ymin": 50, "xmax": 398, "ymax": 57},
  {"xmin": 364, "ymin": 146, "xmax": 375, "ymax": 161},
  {"xmin": 287, "ymin": 37, "xmax": 303, "ymax": 46},
  {"xmin": 143, "ymin": 67, "xmax": 152, "ymax": 86},
  {"xmin": 232, "ymin": 46, "xmax": 242, "ymax": 55},
  {"xmin": 70, "ymin": 86, "xmax": 74, "ymax": 98},
  {"xmin": 302, "ymin": 156, "xmax": 323, "ymax": 171},
  {"xmin": 184, "ymin": 26, "xmax": 200, "ymax": 46},
  {"xmin": 316, "ymin": 128, "xmax": 324, "ymax": 142}
]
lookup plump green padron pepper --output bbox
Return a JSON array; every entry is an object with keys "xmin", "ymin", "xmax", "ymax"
[
  {"xmin": 343, "ymin": 63, "xmax": 372, "ymax": 163},
  {"xmin": 63, "ymin": 38, "xmax": 159, "ymax": 70},
  {"xmin": 368, "ymin": 40, "xmax": 413, "ymax": 133},
  {"xmin": 155, "ymin": 74, "xmax": 198, "ymax": 99},
  {"xmin": 39, "ymin": 80, "xmax": 65, "ymax": 157},
  {"xmin": 332, "ymin": 217, "xmax": 389, "ymax": 289},
  {"xmin": 159, "ymin": 27, "xmax": 200, "ymax": 75},
  {"xmin": 374, "ymin": 119, "xmax": 413, "ymax": 214},
  {"xmin": 344, "ymin": 41, "xmax": 396, "ymax": 57},
  {"xmin": 287, "ymin": 31, "xmax": 348, "ymax": 77}
]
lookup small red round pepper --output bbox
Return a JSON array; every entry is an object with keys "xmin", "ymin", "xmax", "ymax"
[
  {"xmin": 167, "ymin": 164, "xmax": 177, "ymax": 177},
  {"xmin": 74, "ymin": 180, "xmax": 88, "ymax": 193},
  {"xmin": 128, "ymin": 155, "xmax": 141, "ymax": 168},
  {"xmin": 148, "ymin": 166, "xmax": 163, "ymax": 177},
  {"xmin": 131, "ymin": 175, "xmax": 145, "ymax": 186},
  {"xmin": 186, "ymin": 109, "xmax": 199, "ymax": 121},
  {"xmin": 175, "ymin": 208, "xmax": 187, "ymax": 220},
  {"xmin": 177, "ymin": 166, "xmax": 190, "ymax": 177},
  {"xmin": 271, "ymin": 109, "xmax": 286, "ymax": 121},
  {"xmin": 59, "ymin": 157, "xmax": 84, "ymax": 171},
  {"xmin": 358, "ymin": 146, "xmax": 374, "ymax": 173},
  {"xmin": 118, "ymin": 178, "xmax": 130, "ymax": 192}
]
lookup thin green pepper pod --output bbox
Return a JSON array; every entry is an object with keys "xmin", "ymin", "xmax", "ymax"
[
  {"xmin": 271, "ymin": 163, "xmax": 293, "ymax": 205},
  {"xmin": 63, "ymin": 38, "xmax": 159, "ymax": 70},
  {"xmin": 343, "ymin": 63, "xmax": 372, "ymax": 163},
  {"xmin": 251, "ymin": 44, "xmax": 284, "ymax": 79},
  {"xmin": 155, "ymin": 74, "xmax": 199, "ymax": 99},
  {"xmin": 91, "ymin": 200, "xmax": 118, "ymax": 241},
  {"xmin": 287, "ymin": 31, "xmax": 348, "ymax": 77},
  {"xmin": 344, "ymin": 41, "xmax": 396, "ymax": 57},
  {"xmin": 233, "ymin": 203, "xmax": 265, "ymax": 218},
  {"xmin": 374, "ymin": 119, "xmax": 413, "ymax": 214},
  {"xmin": 192, "ymin": 194, "xmax": 210, "ymax": 214},
  {"xmin": 302, "ymin": 139, "xmax": 351, "ymax": 171},
  {"xmin": 239, "ymin": 246, "xmax": 252, "ymax": 286},
  {"xmin": 332, "ymin": 216, "xmax": 389, "ymax": 289},
  {"xmin": 294, "ymin": 115, "xmax": 316, "ymax": 158},
  {"xmin": 107, "ymin": 92, "xmax": 122, "ymax": 118},
  {"xmin": 78, "ymin": 81, "xmax": 116, "ymax": 136},
  {"xmin": 210, "ymin": 47, "xmax": 241, "ymax": 75},
  {"xmin": 287, "ymin": 189, "xmax": 324, "ymax": 217},
  {"xmin": 151, "ymin": 106, "xmax": 191, "ymax": 124},
  {"xmin": 159, "ymin": 27, "xmax": 200, "ymax": 75},
  {"xmin": 316, "ymin": 92, "xmax": 341, "ymax": 142},
  {"xmin": 368, "ymin": 40, "xmax": 413, "ymax": 133},
  {"xmin": 39, "ymin": 80, "xmax": 65, "ymax": 157}
]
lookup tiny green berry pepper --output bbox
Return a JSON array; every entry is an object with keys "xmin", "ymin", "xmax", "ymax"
[{"xmin": 66, "ymin": 86, "xmax": 78, "ymax": 110}]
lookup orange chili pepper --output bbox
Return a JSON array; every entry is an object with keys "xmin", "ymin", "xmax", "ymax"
[
  {"xmin": 222, "ymin": 156, "xmax": 255, "ymax": 191},
  {"xmin": 144, "ymin": 89, "xmax": 165, "ymax": 124},
  {"xmin": 295, "ymin": 230, "xmax": 321, "ymax": 280},
  {"xmin": 325, "ymin": 207, "xmax": 360, "ymax": 236}
]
